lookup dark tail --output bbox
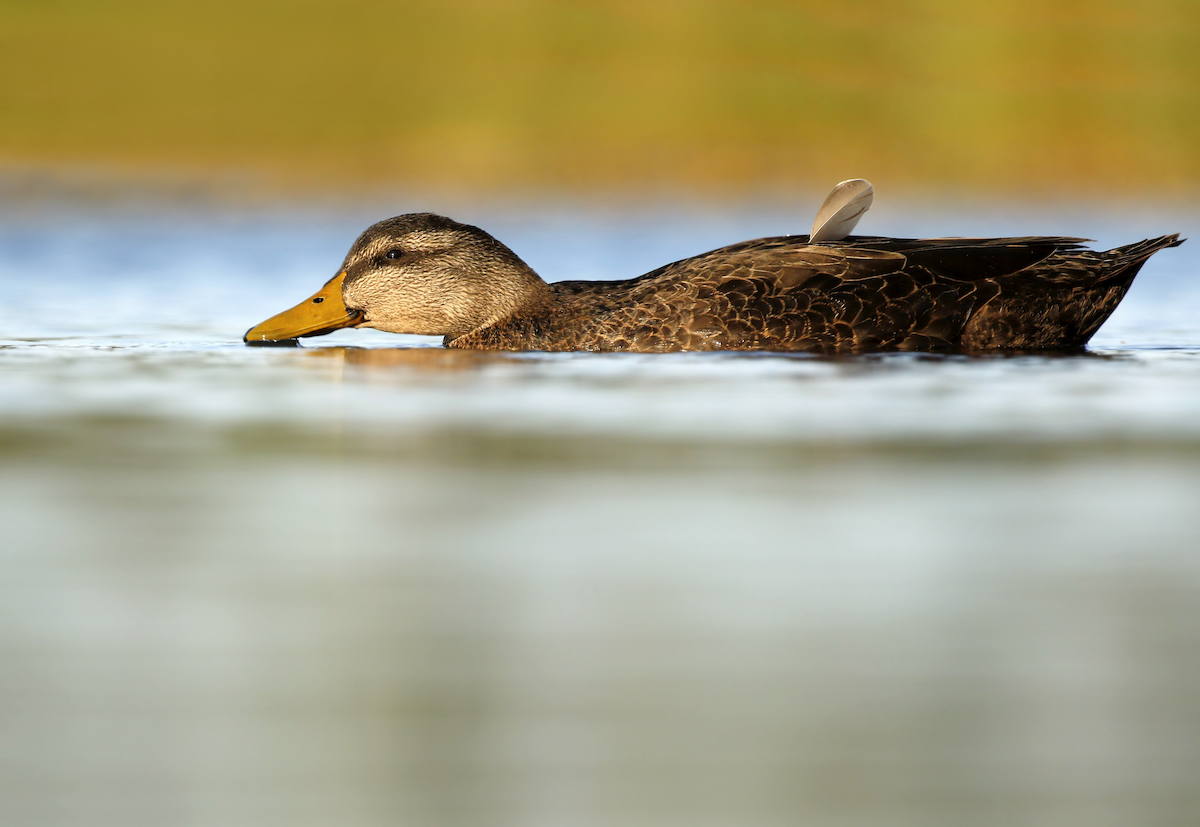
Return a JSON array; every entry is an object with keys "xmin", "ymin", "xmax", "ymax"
[
  {"xmin": 1096, "ymin": 233, "xmax": 1185, "ymax": 287},
  {"xmin": 1071, "ymin": 234, "xmax": 1184, "ymax": 343}
]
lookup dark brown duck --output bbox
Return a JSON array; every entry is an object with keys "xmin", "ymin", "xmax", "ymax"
[{"xmin": 244, "ymin": 181, "xmax": 1183, "ymax": 352}]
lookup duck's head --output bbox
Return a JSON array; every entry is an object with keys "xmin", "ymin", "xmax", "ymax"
[{"xmin": 244, "ymin": 213, "xmax": 549, "ymax": 344}]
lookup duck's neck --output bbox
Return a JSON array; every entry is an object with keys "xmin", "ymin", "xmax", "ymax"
[{"xmin": 443, "ymin": 281, "xmax": 559, "ymax": 350}]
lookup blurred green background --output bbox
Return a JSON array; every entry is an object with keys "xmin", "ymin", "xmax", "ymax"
[{"xmin": 2, "ymin": 0, "xmax": 1198, "ymax": 196}]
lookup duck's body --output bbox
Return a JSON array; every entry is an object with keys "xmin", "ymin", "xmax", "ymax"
[
  {"xmin": 244, "ymin": 196, "xmax": 1182, "ymax": 353},
  {"xmin": 445, "ymin": 232, "xmax": 1181, "ymax": 352}
]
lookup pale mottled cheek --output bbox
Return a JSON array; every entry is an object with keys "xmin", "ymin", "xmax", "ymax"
[
  {"xmin": 375, "ymin": 295, "xmax": 456, "ymax": 335},
  {"xmin": 345, "ymin": 276, "xmax": 459, "ymax": 335}
]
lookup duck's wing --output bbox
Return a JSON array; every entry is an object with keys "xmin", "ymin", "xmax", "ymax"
[
  {"xmin": 664, "ymin": 235, "xmax": 1092, "ymax": 288},
  {"xmin": 837, "ymin": 236, "xmax": 1092, "ymax": 281}
]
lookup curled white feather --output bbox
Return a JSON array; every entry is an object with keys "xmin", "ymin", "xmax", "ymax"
[{"xmin": 810, "ymin": 179, "xmax": 874, "ymax": 242}]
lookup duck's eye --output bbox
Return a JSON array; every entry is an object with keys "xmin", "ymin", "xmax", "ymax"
[
  {"xmin": 384, "ymin": 248, "xmax": 405, "ymax": 260},
  {"xmin": 312, "ymin": 297, "xmax": 325, "ymax": 304}
]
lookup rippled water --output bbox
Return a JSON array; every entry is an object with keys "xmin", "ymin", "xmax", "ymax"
[{"xmin": 3, "ymin": 193, "xmax": 1200, "ymax": 826}]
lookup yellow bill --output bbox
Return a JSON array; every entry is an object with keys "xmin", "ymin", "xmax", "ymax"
[{"xmin": 243, "ymin": 272, "xmax": 362, "ymax": 343}]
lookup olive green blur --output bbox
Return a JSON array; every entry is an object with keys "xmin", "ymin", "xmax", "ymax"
[{"xmin": 1, "ymin": 0, "xmax": 1198, "ymax": 194}]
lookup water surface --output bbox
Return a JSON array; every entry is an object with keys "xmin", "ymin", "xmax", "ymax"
[{"xmin": 2, "ymin": 195, "xmax": 1199, "ymax": 826}]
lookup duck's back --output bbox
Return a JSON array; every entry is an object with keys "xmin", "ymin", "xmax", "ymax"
[{"xmin": 532, "ymin": 234, "xmax": 1181, "ymax": 352}]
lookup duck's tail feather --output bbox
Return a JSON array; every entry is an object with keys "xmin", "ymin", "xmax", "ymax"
[
  {"xmin": 964, "ymin": 234, "xmax": 1183, "ymax": 349},
  {"xmin": 1097, "ymin": 233, "xmax": 1185, "ymax": 285},
  {"xmin": 1071, "ymin": 234, "xmax": 1184, "ymax": 343},
  {"xmin": 1109, "ymin": 233, "xmax": 1185, "ymax": 256}
]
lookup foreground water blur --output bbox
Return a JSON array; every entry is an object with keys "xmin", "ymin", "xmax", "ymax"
[{"xmin": 2, "ymin": 189, "xmax": 1200, "ymax": 826}]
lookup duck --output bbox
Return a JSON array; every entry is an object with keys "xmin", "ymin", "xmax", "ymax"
[{"xmin": 244, "ymin": 180, "xmax": 1183, "ymax": 352}]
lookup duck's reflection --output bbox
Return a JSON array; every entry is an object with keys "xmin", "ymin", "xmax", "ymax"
[
  {"xmin": 298, "ymin": 344, "xmax": 1116, "ymax": 374},
  {"xmin": 302, "ymin": 345, "xmax": 520, "ymax": 373}
]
